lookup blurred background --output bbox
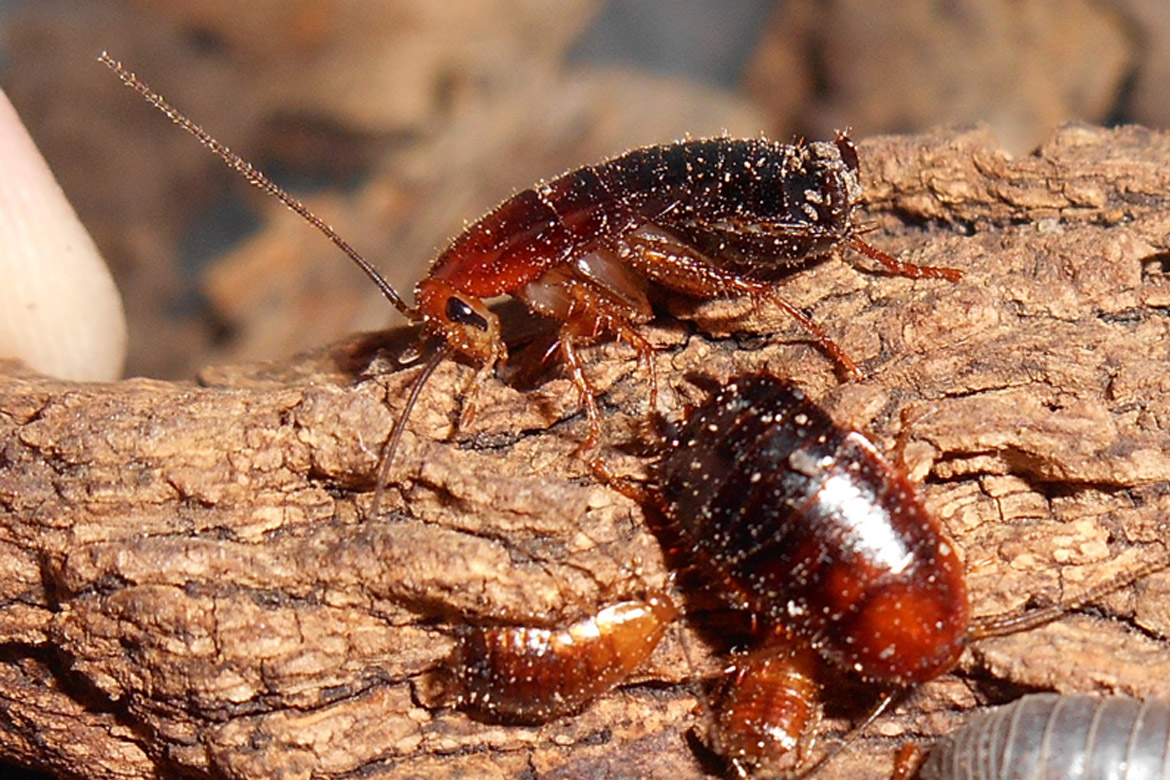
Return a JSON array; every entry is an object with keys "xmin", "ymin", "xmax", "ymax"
[
  {"xmin": 0, "ymin": 2, "xmax": 1168, "ymax": 779},
  {"xmin": 1, "ymin": 0, "xmax": 1167, "ymax": 383}
]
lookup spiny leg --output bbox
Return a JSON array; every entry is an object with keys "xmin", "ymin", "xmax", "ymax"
[
  {"xmin": 850, "ymin": 235, "xmax": 962, "ymax": 281},
  {"xmin": 612, "ymin": 322, "xmax": 659, "ymax": 416},
  {"xmin": 549, "ymin": 279, "xmax": 660, "ymax": 479},
  {"xmin": 888, "ymin": 401, "xmax": 945, "ymax": 475},
  {"xmin": 621, "ymin": 228, "xmax": 865, "ymax": 379},
  {"xmin": 969, "ymin": 544, "xmax": 1170, "ymax": 639},
  {"xmin": 558, "ymin": 335, "xmax": 606, "ymax": 471},
  {"xmin": 455, "ymin": 352, "xmax": 502, "ymax": 431},
  {"xmin": 749, "ymin": 285, "xmax": 863, "ymax": 380}
]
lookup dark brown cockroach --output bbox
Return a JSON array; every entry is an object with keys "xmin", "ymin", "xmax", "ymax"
[
  {"xmin": 653, "ymin": 374, "xmax": 970, "ymax": 686},
  {"xmin": 643, "ymin": 373, "xmax": 1168, "ymax": 778},
  {"xmin": 892, "ymin": 693, "xmax": 1170, "ymax": 780},
  {"xmin": 100, "ymin": 53, "xmax": 960, "ymax": 504},
  {"xmin": 429, "ymin": 592, "xmax": 678, "ymax": 723}
]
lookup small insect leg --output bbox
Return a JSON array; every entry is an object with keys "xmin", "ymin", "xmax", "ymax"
[
  {"xmin": 850, "ymin": 236, "xmax": 963, "ymax": 282},
  {"xmin": 889, "ymin": 402, "xmax": 944, "ymax": 477},
  {"xmin": 559, "ymin": 336, "xmax": 606, "ymax": 468},
  {"xmin": 455, "ymin": 354, "xmax": 499, "ymax": 431},
  {"xmin": 591, "ymin": 462, "xmax": 647, "ymax": 499},
  {"xmin": 888, "ymin": 742, "xmax": 927, "ymax": 780},
  {"xmin": 620, "ymin": 229, "xmax": 866, "ymax": 379},
  {"xmin": 970, "ymin": 544, "xmax": 1170, "ymax": 639},
  {"xmin": 752, "ymin": 288, "xmax": 863, "ymax": 379},
  {"xmin": 613, "ymin": 322, "xmax": 659, "ymax": 415}
]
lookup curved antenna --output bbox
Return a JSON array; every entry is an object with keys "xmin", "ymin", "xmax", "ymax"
[
  {"xmin": 970, "ymin": 545, "xmax": 1170, "ymax": 640},
  {"xmin": 98, "ymin": 52, "xmax": 418, "ymax": 322},
  {"xmin": 370, "ymin": 345, "xmax": 450, "ymax": 517}
]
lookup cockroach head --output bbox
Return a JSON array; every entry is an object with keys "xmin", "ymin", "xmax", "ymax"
[{"xmin": 415, "ymin": 278, "xmax": 506, "ymax": 367}]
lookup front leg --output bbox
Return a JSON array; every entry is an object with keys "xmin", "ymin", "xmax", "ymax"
[{"xmin": 558, "ymin": 334, "xmax": 605, "ymax": 470}]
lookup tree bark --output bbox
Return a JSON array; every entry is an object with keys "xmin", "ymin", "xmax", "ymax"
[{"xmin": 3, "ymin": 124, "xmax": 1170, "ymax": 780}]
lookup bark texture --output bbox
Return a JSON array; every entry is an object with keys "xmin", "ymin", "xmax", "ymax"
[{"xmin": 3, "ymin": 124, "xmax": 1170, "ymax": 779}]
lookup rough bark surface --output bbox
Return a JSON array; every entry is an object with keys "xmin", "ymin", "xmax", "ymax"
[{"xmin": 3, "ymin": 124, "xmax": 1170, "ymax": 780}]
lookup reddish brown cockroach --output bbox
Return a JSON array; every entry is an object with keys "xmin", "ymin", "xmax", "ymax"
[
  {"xmin": 100, "ymin": 54, "xmax": 959, "ymax": 505},
  {"xmin": 652, "ymin": 375, "xmax": 970, "ymax": 688},
  {"xmin": 705, "ymin": 630, "xmax": 823, "ymax": 779},
  {"xmin": 429, "ymin": 592, "xmax": 678, "ymax": 723},
  {"xmin": 641, "ymin": 373, "xmax": 1169, "ymax": 778}
]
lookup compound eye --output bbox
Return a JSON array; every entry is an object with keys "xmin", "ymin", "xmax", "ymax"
[{"xmin": 445, "ymin": 296, "xmax": 489, "ymax": 331}]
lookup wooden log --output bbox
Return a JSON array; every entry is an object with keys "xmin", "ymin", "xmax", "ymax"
[{"xmin": 2, "ymin": 125, "xmax": 1170, "ymax": 779}]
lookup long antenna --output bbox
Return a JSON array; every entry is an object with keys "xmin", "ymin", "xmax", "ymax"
[
  {"xmin": 370, "ymin": 344, "xmax": 449, "ymax": 516},
  {"xmin": 98, "ymin": 51, "xmax": 418, "ymax": 321},
  {"xmin": 970, "ymin": 545, "xmax": 1170, "ymax": 640}
]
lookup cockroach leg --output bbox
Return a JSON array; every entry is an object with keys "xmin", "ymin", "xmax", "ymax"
[
  {"xmin": 613, "ymin": 322, "xmax": 660, "ymax": 415},
  {"xmin": 558, "ymin": 336, "xmax": 606, "ymax": 466},
  {"xmin": 590, "ymin": 461, "xmax": 648, "ymax": 502},
  {"xmin": 749, "ymin": 286, "xmax": 863, "ymax": 379},
  {"xmin": 622, "ymin": 230, "xmax": 865, "ymax": 378},
  {"xmin": 968, "ymin": 544, "xmax": 1170, "ymax": 640},
  {"xmin": 454, "ymin": 347, "xmax": 505, "ymax": 431},
  {"xmin": 850, "ymin": 236, "xmax": 963, "ymax": 282},
  {"xmin": 889, "ymin": 401, "xmax": 945, "ymax": 476},
  {"xmin": 889, "ymin": 742, "xmax": 927, "ymax": 780}
]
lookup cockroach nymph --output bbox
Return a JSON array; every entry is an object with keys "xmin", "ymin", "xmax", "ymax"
[
  {"xmin": 640, "ymin": 374, "xmax": 1168, "ymax": 778},
  {"xmin": 426, "ymin": 592, "xmax": 678, "ymax": 723},
  {"xmin": 891, "ymin": 693, "xmax": 1170, "ymax": 780},
  {"xmin": 100, "ymin": 54, "xmax": 961, "ymax": 509},
  {"xmin": 705, "ymin": 630, "xmax": 824, "ymax": 778}
]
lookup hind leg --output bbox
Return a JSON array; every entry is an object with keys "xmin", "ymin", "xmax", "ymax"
[
  {"xmin": 745, "ymin": 285, "xmax": 862, "ymax": 379},
  {"xmin": 621, "ymin": 228, "xmax": 864, "ymax": 379}
]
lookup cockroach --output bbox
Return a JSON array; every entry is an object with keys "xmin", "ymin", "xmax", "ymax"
[
  {"xmin": 99, "ymin": 54, "xmax": 960, "ymax": 504},
  {"xmin": 429, "ymin": 592, "xmax": 678, "ymax": 723},
  {"xmin": 652, "ymin": 374, "xmax": 969, "ymax": 686},
  {"xmin": 705, "ymin": 629, "xmax": 823, "ymax": 779},
  {"xmin": 893, "ymin": 693, "xmax": 1170, "ymax": 780},
  {"xmin": 642, "ymin": 373, "xmax": 1169, "ymax": 777}
]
